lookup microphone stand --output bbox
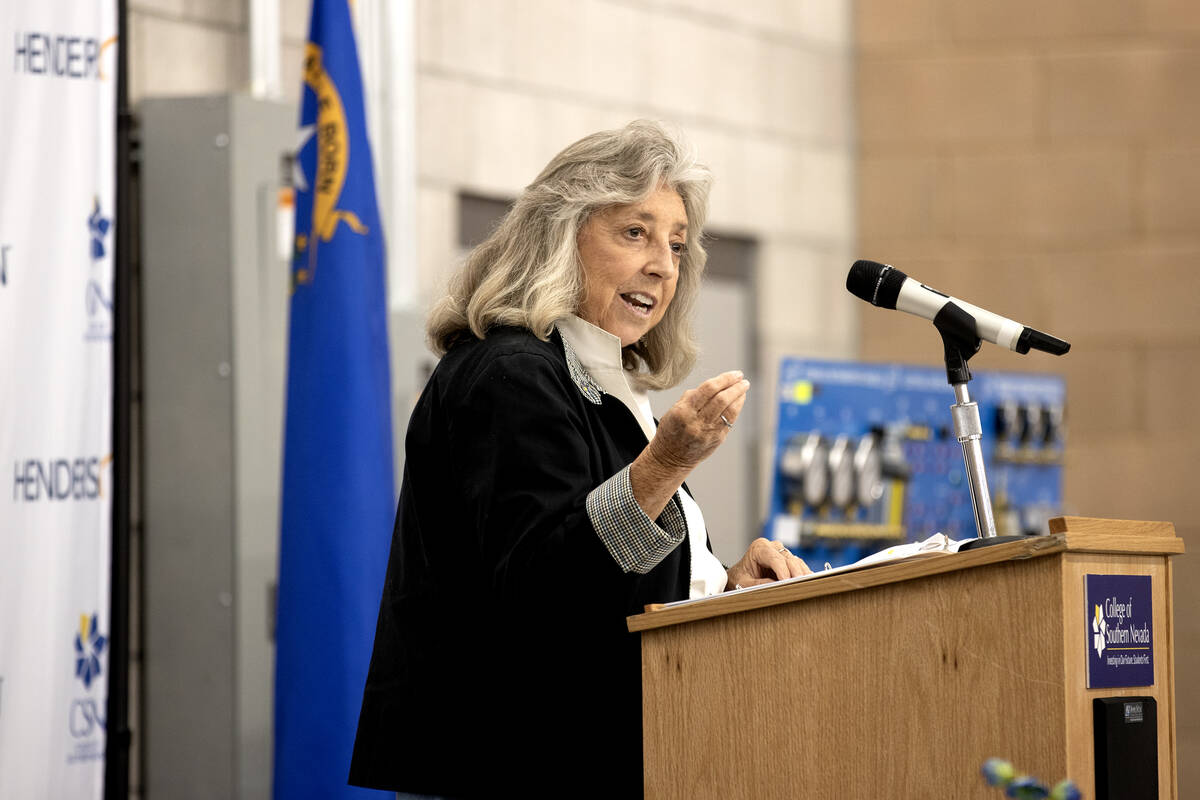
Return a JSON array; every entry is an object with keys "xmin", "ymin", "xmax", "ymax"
[{"xmin": 932, "ymin": 304, "xmax": 1022, "ymax": 550}]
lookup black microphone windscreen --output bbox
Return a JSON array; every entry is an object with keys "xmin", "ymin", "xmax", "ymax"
[
  {"xmin": 1016, "ymin": 327, "xmax": 1071, "ymax": 356},
  {"xmin": 847, "ymin": 260, "xmax": 906, "ymax": 309}
]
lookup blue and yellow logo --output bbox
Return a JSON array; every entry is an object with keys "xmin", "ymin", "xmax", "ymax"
[
  {"xmin": 73, "ymin": 613, "xmax": 107, "ymax": 689},
  {"xmin": 85, "ymin": 198, "xmax": 113, "ymax": 341},
  {"xmin": 88, "ymin": 197, "xmax": 111, "ymax": 261}
]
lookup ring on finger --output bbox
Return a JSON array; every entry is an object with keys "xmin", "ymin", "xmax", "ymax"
[{"xmin": 720, "ymin": 414, "xmax": 733, "ymax": 429}]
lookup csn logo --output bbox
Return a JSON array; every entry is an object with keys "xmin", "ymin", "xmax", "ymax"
[
  {"xmin": 1092, "ymin": 604, "xmax": 1107, "ymax": 657},
  {"xmin": 74, "ymin": 613, "xmax": 107, "ymax": 689},
  {"xmin": 70, "ymin": 613, "xmax": 107, "ymax": 740},
  {"xmin": 86, "ymin": 198, "xmax": 113, "ymax": 342}
]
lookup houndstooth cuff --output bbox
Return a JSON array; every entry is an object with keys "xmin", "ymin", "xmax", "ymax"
[{"xmin": 586, "ymin": 465, "xmax": 687, "ymax": 574}]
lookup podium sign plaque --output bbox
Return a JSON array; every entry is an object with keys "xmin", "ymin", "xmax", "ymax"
[{"xmin": 1085, "ymin": 574, "xmax": 1154, "ymax": 689}]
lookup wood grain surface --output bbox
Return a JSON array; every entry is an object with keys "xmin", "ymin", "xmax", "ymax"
[
  {"xmin": 637, "ymin": 519, "xmax": 1181, "ymax": 799},
  {"xmin": 629, "ymin": 536, "xmax": 1066, "ymax": 633},
  {"xmin": 1050, "ymin": 516, "xmax": 1184, "ymax": 555}
]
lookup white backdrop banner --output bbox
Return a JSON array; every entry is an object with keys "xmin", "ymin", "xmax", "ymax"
[{"xmin": 0, "ymin": 2, "xmax": 117, "ymax": 797}]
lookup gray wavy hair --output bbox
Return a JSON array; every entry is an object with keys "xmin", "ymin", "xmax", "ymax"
[{"xmin": 426, "ymin": 119, "xmax": 712, "ymax": 391}]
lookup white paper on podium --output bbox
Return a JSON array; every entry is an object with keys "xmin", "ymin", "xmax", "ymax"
[{"xmin": 662, "ymin": 533, "xmax": 965, "ymax": 609}]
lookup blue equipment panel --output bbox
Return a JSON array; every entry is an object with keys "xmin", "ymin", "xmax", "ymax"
[{"xmin": 767, "ymin": 359, "xmax": 1065, "ymax": 568}]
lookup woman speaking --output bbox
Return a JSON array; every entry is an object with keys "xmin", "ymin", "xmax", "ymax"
[{"xmin": 349, "ymin": 120, "xmax": 810, "ymax": 798}]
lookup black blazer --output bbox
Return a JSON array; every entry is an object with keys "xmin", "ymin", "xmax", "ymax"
[{"xmin": 349, "ymin": 327, "xmax": 697, "ymax": 798}]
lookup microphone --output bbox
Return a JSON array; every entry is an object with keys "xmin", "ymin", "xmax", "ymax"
[{"xmin": 846, "ymin": 260, "xmax": 1070, "ymax": 356}]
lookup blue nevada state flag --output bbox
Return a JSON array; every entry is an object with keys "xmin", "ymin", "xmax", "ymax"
[{"xmin": 274, "ymin": 1, "xmax": 394, "ymax": 797}]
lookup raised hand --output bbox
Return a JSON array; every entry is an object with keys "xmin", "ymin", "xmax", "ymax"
[
  {"xmin": 647, "ymin": 370, "xmax": 749, "ymax": 471},
  {"xmin": 630, "ymin": 370, "xmax": 749, "ymax": 520}
]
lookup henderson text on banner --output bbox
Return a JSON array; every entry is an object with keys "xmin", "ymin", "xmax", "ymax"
[{"xmin": 0, "ymin": 3, "xmax": 118, "ymax": 799}]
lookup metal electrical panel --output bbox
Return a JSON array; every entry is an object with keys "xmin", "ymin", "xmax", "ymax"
[{"xmin": 140, "ymin": 95, "xmax": 294, "ymax": 800}]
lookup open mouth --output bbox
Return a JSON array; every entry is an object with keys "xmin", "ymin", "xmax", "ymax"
[{"xmin": 620, "ymin": 292, "xmax": 655, "ymax": 316}]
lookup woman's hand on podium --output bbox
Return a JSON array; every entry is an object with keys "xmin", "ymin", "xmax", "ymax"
[{"xmin": 725, "ymin": 537, "xmax": 812, "ymax": 591}]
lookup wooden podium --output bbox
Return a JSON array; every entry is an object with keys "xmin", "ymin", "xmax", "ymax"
[{"xmin": 628, "ymin": 517, "xmax": 1184, "ymax": 799}]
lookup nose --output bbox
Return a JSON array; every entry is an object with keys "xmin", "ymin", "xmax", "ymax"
[{"xmin": 644, "ymin": 236, "xmax": 679, "ymax": 279}]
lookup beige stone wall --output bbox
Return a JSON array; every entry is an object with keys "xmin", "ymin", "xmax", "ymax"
[
  {"xmin": 128, "ymin": 0, "xmax": 309, "ymax": 102},
  {"xmin": 856, "ymin": 0, "xmax": 1200, "ymax": 793}
]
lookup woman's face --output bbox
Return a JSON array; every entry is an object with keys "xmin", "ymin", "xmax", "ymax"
[{"xmin": 576, "ymin": 185, "xmax": 688, "ymax": 347}]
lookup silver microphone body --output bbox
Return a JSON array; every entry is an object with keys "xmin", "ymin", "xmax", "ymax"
[
  {"xmin": 894, "ymin": 279, "xmax": 1025, "ymax": 351},
  {"xmin": 847, "ymin": 260, "xmax": 1069, "ymax": 356}
]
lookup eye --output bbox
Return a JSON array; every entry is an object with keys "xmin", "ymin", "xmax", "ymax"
[
  {"xmin": 626, "ymin": 226, "xmax": 646, "ymax": 239},
  {"xmin": 670, "ymin": 241, "xmax": 688, "ymax": 256}
]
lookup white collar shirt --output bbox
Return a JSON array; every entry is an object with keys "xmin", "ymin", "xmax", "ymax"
[{"xmin": 555, "ymin": 315, "xmax": 728, "ymax": 599}]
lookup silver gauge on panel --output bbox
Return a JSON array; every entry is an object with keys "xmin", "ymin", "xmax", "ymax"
[
  {"xmin": 996, "ymin": 401, "xmax": 1020, "ymax": 440},
  {"xmin": 827, "ymin": 435, "xmax": 856, "ymax": 509},
  {"xmin": 1017, "ymin": 402, "xmax": 1045, "ymax": 447},
  {"xmin": 853, "ymin": 434, "xmax": 885, "ymax": 506},
  {"xmin": 780, "ymin": 431, "xmax": 829, "ymax": 508},
  {"xmin": 1042, "ymin": 405, "xmax": 1065, "ymax": 446}
]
